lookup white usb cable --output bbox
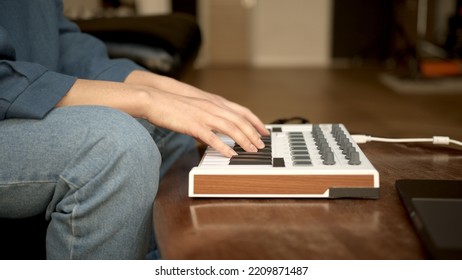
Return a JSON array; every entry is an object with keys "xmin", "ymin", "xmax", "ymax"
[{"xmin": 351, "ymin": 134, "xmax": 462, "ymax": 148}]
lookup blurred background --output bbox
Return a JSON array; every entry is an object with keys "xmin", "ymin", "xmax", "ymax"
[
  {"xmin": 62, "ymin": 0, "xmax": 462, "ymax": 134},
  {"xmin": 63, "ymin": 0, "xmax": 462, "ymax": 76}
]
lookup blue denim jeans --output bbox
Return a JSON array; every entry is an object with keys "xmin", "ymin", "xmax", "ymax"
[{"xmin": 0, "ymin": 106, "xmax": 196, "ymax": 259}]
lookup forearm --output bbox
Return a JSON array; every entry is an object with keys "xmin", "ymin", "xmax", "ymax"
[
  {"xmin": 55, "ymin": 79, "xmax": 151, "ymax": 119},
  {"xmin": 124, "ymin": 70, "xmax": 207, "ymax": 99}
]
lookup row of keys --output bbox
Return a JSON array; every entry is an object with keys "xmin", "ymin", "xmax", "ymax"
[
  {"xmin": 287, "ymin": 132, "xmax": 312, "ymax": 166},
  {"xmin": 331, "ymin": 124, "xmax": 361, "ymax": 165},
  {"xmin": 229, "ymin": 135, "xmax": 272, "ymax": 165},
  {"xmin": 311, "ymin": 125, "xmax": 336, "ymax": 165},
  {"xmin": 225, "ymin": 124, "xmax": 362, "ymax": 167}
]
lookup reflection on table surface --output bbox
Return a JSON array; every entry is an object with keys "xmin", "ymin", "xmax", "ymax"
[{"xmin": 154, "ymin": 138, "xmax": 462, "ymax": 260}]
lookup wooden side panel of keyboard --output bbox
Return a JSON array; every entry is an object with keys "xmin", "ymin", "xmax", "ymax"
[{"xmin": 193, "ymin": 174, "xmax": 375, "ymax": 195}]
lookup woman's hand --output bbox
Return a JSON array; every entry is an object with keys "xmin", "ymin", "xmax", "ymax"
[
  {"xmin": 57, "ymin": 72, "xmax": 269, "ymax": 157},
  {"xmin": 140, "ymin": 89, "xmax": 268, "ymax": 157},
  {"xmin": 125, "ymin": 70, "xmax": 269, "ymax": 157}
]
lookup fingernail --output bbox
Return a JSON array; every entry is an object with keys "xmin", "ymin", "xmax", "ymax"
[
  {"xmin": 257, "ymin": 139, "xmax": 265, "ymax": 149},
  {"xmin": 249, "ymin": 144, "xmax": 258, "ymax": 152},
  {"xmin": 228, "ymin": 149, "xmax": 238, "ymax": 157}
]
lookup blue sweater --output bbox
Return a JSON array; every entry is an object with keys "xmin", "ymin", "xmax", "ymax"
[{"xmin": 0, "ymin": 0, "xmax": 144, "ymax": 120}]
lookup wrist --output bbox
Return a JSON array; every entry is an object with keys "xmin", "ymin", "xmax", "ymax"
[{"xmin": 131, "ymin": 87, "xmax": 153, "ymax": 120}]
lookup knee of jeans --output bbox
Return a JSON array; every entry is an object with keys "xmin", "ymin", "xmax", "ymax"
[
  {"xmin": 94, "ymin": 107, "xmax": 161, "ymax": 167},
  {"xmin": 44, "ymin": 107, "xmax": 161, "ymax": 225},
  {"xmin": 63, "ymin": 106, "xmax": 162, "ymax": 180}
]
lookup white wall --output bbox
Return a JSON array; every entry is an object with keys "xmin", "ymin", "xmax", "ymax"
[
  {"xmin": 135, "ymin": 0, "xmax": 171, "ymax": 15},
  {"xmin": 63, "ymin": 0, "xmax": 171, "ymax": 18},
  {"xmin": 250, "ymin": 0, "xmax": 332, "ymax": 67},
  {"xmin": 198, "ymin": 0, "xmax": 332, "ymax": 67},
  {"xmin": 62, "ymin": 0, "xmax": 101, "ymax": 19}
]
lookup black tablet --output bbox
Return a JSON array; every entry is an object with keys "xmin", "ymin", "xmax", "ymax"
[{"xmin": 396, "ymin": 179, "xmax": 462, "ymax": 259}]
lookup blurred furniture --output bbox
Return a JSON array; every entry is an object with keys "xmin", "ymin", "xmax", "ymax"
[
  {"xmin": 74, "ymin": 13, "xmax": 201, "ymax": 78},
  {"xmin": 389, "ymin": 0, "xmax": 462, "ymax": 79}
]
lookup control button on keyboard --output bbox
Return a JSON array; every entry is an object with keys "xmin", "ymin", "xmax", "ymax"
[
  {"xmin": 292, "ymin": 156, "xmax": 311, "ymax": 160},
  {"xmin": 322, "ymin": 151, "xmax": 335, "ymax": 165},
  {"xmin": 289, "ymin": 136, "xmax": 305, "ymax": 141},
  {"xmin": 291, "ymin": 151, "xmax": 310, "ymax": 156},
  {"xmin": 342, "ymin": 143, "xmax": 353, "ymax": 154},
  {"xmin": 290, "ymin": 142, "xmax": 307, "ymax": 147},
  {"xmin": 339, "ymin": 138, "xmax": 350, "ymax": 150},
  {"xmin": 293, "ymin": 161, "xmax": 312, "ymax": 166},
  {"xmin": 344, "ymin": 146, "xmax": 355, "ymax": 158},
  {"xmin": 290, "ymin": 146, "xmax": 308, "ymax": 151},
  {"xmin": 348, "ymin": 151, "xmax": 361, "ymax": 165},
  {"xmin": 273, "ymin": 157, "xmax": 285, "ymax": 167},
  {"xmin": 317, "ymin": 141, "xmax": 329, "ymax": 151}
]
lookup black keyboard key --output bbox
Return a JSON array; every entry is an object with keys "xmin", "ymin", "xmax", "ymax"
[
  {"xmin": 234, "ymin": 146, "xmax": 271, "ymax": 153},
  {"xmin": 233, "ymin": 154, "xmax": 272, "ymax": 160},
  {"xmin": 229, "ymin": 157, "xmax": 272, "ymax": 165}
]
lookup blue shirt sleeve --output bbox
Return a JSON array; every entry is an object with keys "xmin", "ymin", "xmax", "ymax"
[
  {"xmin": 0, "ymin": 23, "xmax": 77, "ymax": 120},
  {"xmin": 56, "ymin": 4, "xmax": 145, "ymax": 82},
  {"xmin": 0, "ymin": 0, "xmax": 145, "ymax": 121},
  {"xmin": 0, "ymin": 59, "xmax": 77, "ymax": 120}
]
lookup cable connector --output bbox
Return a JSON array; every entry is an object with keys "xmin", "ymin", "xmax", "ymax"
[
  {"xmin": 351, "ymin": 134, "xmax": 372, "ymax": 144},
  {"xmin": 432, "ymin": 136, "xmax": 450, "ymax": 145}
]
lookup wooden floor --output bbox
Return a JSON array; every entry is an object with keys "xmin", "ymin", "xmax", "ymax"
[{"xmin": 183, "ymin": 66, "xmax": 462, "ymax": 142}]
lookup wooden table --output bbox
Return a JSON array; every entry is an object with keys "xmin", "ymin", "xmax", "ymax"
[
  {"xmin": 154, "ymin": 67, "xmax": 462, "ymax": 259},
  {"xmin": 153, "ymin": 141, "xmax": 462, "ymax": 259}
]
